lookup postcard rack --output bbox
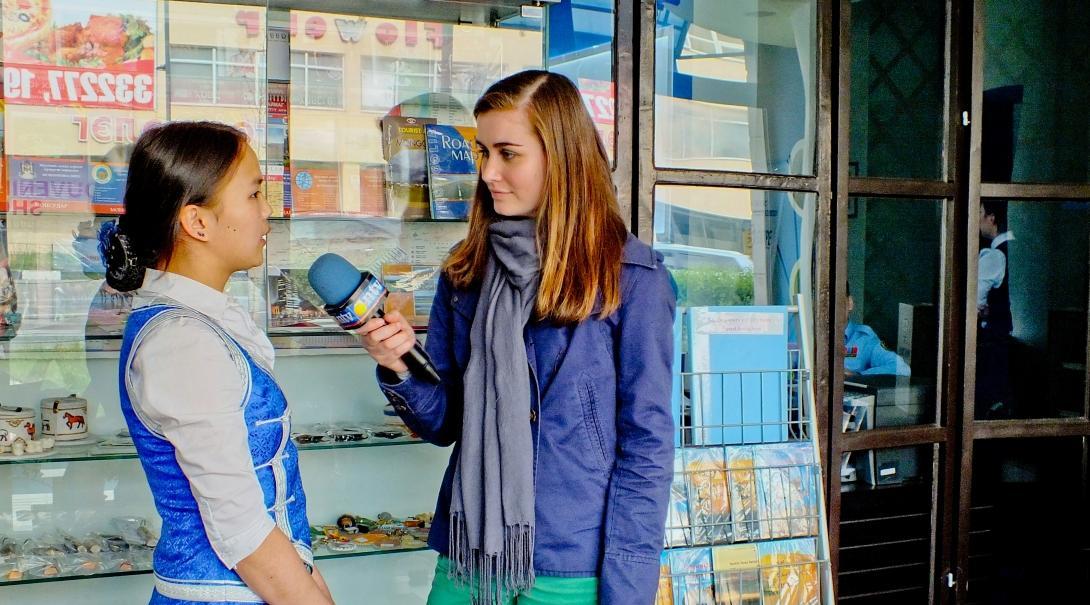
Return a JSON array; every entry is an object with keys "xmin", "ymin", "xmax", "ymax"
[{"xmin": 659, "ymin": 303, "xmax": 834, "ymax": 605}]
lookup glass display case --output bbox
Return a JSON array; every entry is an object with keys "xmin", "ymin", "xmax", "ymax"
[{"xmin": 0, "ymin": 1, "xmax": 617, "ymax": 602}]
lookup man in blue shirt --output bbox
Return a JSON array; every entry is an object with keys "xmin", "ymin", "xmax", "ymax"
[{"xmin": 844, "ymin": 285, "xmax": 911, "ymax": 376}]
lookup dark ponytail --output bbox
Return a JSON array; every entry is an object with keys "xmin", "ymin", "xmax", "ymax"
[{"xmin": 100, "ymin": 121, "xmax": 247, "ymax": 291}]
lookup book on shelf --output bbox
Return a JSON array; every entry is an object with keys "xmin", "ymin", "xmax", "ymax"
[
  {"xmin": 424, "ymin": 124, "xmax": 478, "ymax": 220},
  {"xmin": 657, "ymin": 551, "xmax": 674, "ymax": 605},
  {"xmin": 381, "ymin": 263, "xmax": 440, "ymax": 328},
  {"xmin": 684, "ymin": 447, "xmax": 732, "ymax": 545},
  {"xmin": 671, "ymin": 309, "xmax": 686, "ymax": 448},
  {"xmin": 666, "ymin": 449, "xmax": 693, "ymax": 548},
  {"xmin": 756, "ymin": 538, "xmax": 820, "ymax": 605},
  {"xmin": 687, "ymin": 306, "xmax": 790, "ymax": 445},
  {"xmin": 359, "ymin": 164, "xmax": 387, "ymax": 217},
  {"xmin": 724, "ymin": 446, "xmax": 760, "ymax": 543},
  {"xmin": 266, "ymin": 82, "xmax": 289, "ymax": 218},
  {"xmin": 667, "ymin": 547, "xmax": 715, "ymax": 605},
  {"xmin": 840, "ymin": 391, "xmax": 876, "ymax": 484},
  {"xmin": 711, "ymin": 543, "xmax": 761, "ymax": 605},
  {"xmin": 381, "ymin": 116, "xmax": 435, "ymax": 220},
  {"xmin": 267, "ymin": 268, "xmax": 329, "ymax": 329},
  {"xmin": 841, "ymin": 392, "xmax": 874, "ymax": 433},
  {"xmin": 751, "ymin": 442, "xmax": 817, "ymax": 541}
]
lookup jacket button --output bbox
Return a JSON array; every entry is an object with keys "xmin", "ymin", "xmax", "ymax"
[
  {"xmin": 452, "ymin": 295, "xmax": 459, "ymax": 303},
  {"xmin": 529, "ymin": 409, "xmax": 537, "ymax": 423}
]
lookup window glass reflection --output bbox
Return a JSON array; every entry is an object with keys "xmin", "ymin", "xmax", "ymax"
[
  {"xmin": 848, "ymin": 0, "xmax": 946, "ymax": 180},
  {"xmin": 843, "ymin": 197, "xmax": 944, "ymax": 427},
  {"xmin": 974, "ymin": 201, "xmax": 1089, "ymax": 419},
  {"xmin": 654, "ymin": 186, "xmax": 814, "ymax": 309},
  {"xmin": 984, "ymin": 0, "xmax": 1090, "ymax": 183},
  {"xmin": 655, "ymin": 0, "xmax": 817, "ymax": 174},
  {"xmin": 839, "ymin": 445, "xmax": 934, "ymax": 604},
  {"xmin": 969, "ymin": 438, "xmax": 1089, "ymax": 599}
]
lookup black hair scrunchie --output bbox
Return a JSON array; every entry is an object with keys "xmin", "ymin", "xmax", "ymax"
[{"xmin": 98, "ymin": 220, "xmax": 146, "ymax": 292}]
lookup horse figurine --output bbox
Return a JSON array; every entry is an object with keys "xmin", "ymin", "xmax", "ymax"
[{"xmin": 63, "ymin": 412, "xmax": 86, "ymax": 430}]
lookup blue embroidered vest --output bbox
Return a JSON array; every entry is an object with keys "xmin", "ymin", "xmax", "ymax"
[{"xmin": 119, "ymin": 304, "xmax": 311, "ymax": 603}]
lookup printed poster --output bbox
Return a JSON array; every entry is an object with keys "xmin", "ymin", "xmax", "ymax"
[{"xmin": 3, "ymin": 0, "xmax": 157, "ymax": 111}]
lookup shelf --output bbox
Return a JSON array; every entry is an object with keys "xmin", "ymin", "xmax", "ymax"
[
  {"xmin": 662, "ymin": 532, "xmax": 823, "ymax": 552},
  {"xmin": 272, "ymin": 215, "xmax": 468, "ymax": 224},
  {"xmin": 4, "ymin": 210, "xmax": 468, "ymax": 224},
  {"xmin": 0, "ymin": 543, "xmax": 429, "ymax": 587},
  {"xmin": 0, "ymin": 333, "xmax": 423, "ymax": 354},
  {"xmin": 312, "ymin": 543, "xmax": 428, "ymax": 562},
  {"xmin": 0, "ymin": 435, "xmax": 426, "ymax": 467},
  {"xmin": 840, "ymin": 477, "xmax": 930, "ymax": 495}
]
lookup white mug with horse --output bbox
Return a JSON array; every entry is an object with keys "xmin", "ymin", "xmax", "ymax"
[
  {"xmin": 40, "ymin": 394, "xmax": 89, "ymax": 441},
  {"xmin": 0, "ymin": 405, "xmax": 36, "ymax": 452}
]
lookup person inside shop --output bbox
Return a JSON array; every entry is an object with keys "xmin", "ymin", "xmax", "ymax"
[
  {"xmin": 100, "ymin": 121, "xmax": 332, "ymax": 605},
  {"xmin": 0, "ymin": 219, "xmax": 20, "ymax": 340},
  {"xmin": 844, "ymin": 281, "xmax": 910, "ymax": 377},
  {"xmin": 83, "ymin": 143, "xmax": 138, "ymax": 339},
  {"xmin": 356, "ymin": 70, "xmax": 676, "ymax": 605},
  {"xmin": 976, "ymin": 199, "xmax": 1014, "ymax": 418}
]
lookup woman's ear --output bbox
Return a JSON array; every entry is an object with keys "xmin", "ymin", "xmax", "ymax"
[{"xmin": 177, "ymin": 204, "xmax": 213, "ymax": 241}]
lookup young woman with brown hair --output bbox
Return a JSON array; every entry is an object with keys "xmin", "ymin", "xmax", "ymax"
[{"xmin": 359, "ymin": 70, "xmax": 676, "ymax": 605}]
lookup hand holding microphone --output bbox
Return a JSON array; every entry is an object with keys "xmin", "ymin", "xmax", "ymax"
[
  {"xmin": 356, "ymin": 308, "xmax": 417, "ymax": 375},
  {"xmin": 307, "ymin": 253, "xmax": 441, "ymax": 383}
]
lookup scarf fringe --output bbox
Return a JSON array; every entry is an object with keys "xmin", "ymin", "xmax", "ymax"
[{"xmin": 448, "ymin": 512, "xmax": 536, "ymax": 605}]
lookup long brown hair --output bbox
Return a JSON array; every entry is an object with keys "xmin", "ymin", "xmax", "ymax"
[{"xmin": 444, "ymin": 70, "xmax": 627, "ymax": 323}]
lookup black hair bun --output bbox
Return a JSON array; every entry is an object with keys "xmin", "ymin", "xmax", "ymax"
[{"xmin": 98, "ymin": 221, "xmax": 146, "ymax": 292}]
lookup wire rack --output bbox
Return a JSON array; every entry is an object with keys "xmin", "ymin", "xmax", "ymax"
[
  {"xmin": 678, "ymin": 353, "xmax": 809, "ymax": 446},
  {"xmin": 659, "ymin": 304, "xmax": 834, "ymax": 604}
]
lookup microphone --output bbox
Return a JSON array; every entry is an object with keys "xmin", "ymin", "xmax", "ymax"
[{"xmin": 308, "ymin": 253, "xmax": 441, "ymax": 384}]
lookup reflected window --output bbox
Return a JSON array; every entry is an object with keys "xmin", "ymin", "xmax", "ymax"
[
  {"xmin": 362, "ymin": 57, "xmax": 433, "ymax": 110},
  {"xmin": 361, "ymin": 58, "xmax": 501, "ymax": 113},
  {"xmin": 170, "ymin": 46, "xmax": 264, "ymax": 106},
  {"xmin": 290, "ymin": 50, "xmax": 344, "ymax": 109},
  {"xmin": 655, "ymin": 0, "xmax": 817, "ymax": 174}
]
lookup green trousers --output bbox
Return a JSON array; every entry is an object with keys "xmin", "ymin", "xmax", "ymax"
[{"xmin": 427, "ymin": 557, "xmax": 599, "ymax": 605}]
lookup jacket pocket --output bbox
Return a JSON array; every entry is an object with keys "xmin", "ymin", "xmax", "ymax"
[{"xmin": 577, "ymin": 374, "xmax": 612, "ymax": 471}]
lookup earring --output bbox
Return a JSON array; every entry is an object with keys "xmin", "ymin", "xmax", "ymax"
[{"xmin": 197, "ymin": 231, "xmax": 205, "ymax": 237}]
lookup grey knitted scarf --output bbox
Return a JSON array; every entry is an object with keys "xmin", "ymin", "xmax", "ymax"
[{"xmin": 449, "ymin": 218, "xmax": 540, "ymax": 604}]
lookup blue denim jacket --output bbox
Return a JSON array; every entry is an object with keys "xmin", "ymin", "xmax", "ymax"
[{"xmin": 379, "ymin": 235, "xmax": 676, "ymax": 605}]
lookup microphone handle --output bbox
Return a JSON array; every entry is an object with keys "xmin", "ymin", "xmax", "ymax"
[{"xmin": 374, "ymin": 308, "xmax": 441, "ymax": 384}]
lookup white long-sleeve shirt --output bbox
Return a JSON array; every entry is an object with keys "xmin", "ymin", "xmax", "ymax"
[
  {"xmin": 128, "ymin": 269, "xmax": 276, "ymax": 569},
  {"xmin": 977, "ymin": 231, "xmax": 1014, "ymax": 309}
]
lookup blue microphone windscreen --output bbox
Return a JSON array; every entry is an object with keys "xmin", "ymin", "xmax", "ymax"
[{"xmin": 308, "ymin": 253, "xmax": 362, "ymax": 306}]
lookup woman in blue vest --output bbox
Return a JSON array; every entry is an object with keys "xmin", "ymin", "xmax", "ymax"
[
  {"xmin": 357, "ymin": 71, "xmax": 676, "ymax": 605},
  {"xmin": 101, "ymin": 122, "xmax": 330, "ymax": 604}
]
